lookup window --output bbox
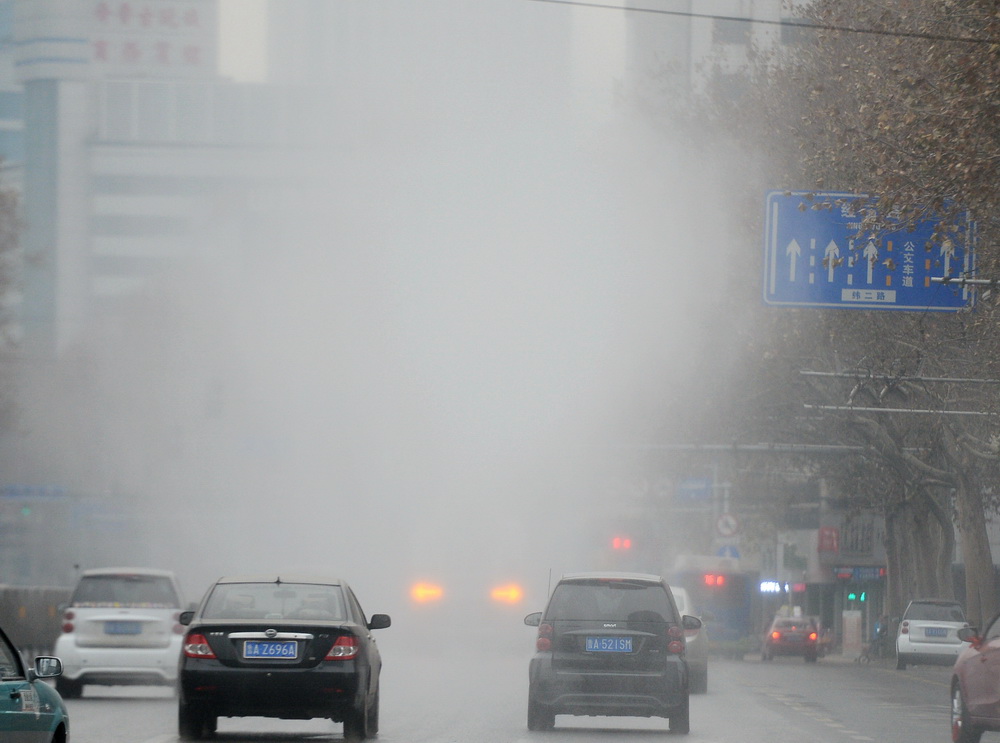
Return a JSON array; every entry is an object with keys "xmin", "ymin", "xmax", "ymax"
[
  {"xmin": 203, "ymin": 583, "xmax": 347, "ymax": 621},
  {"xmin": 72, "ymin": 574, "xmax": 180, "ymax": 608},
  {"xmin": 0, "ymin": 634, "xmax": 21, "ymax": 680}
]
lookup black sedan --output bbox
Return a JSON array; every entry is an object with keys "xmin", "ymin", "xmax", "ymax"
[{"xmin": 177, "ymin": 575, "xmax": 390, "ymax": 741}]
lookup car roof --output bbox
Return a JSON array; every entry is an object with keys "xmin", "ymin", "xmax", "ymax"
[
  {"xmin": 558, "ymin": 572, "xmax": 664, "ymax": 584},
  {"xmin": 212, "ymin": 575, "xmax": 346, "ymax": 586},
  {"xmin": 907, "ymin": 598, "xmax": 961, "ymax": 605},
  {"xmin": 78, "ymin": 567, "xmax": 177, "ymax": 578}
]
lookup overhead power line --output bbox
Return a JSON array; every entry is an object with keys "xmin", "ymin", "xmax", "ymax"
[{"xmin": 528, "ymin": 0, "xmax": 995, "ymax": 45}]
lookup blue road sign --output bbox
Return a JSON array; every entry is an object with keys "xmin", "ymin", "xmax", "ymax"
[
  {"xmin": 677, "ymin": 477, "xmax": 711, "ymax": 503},
  {"xmin": 717, "ymin": 545, "xmax": 740, "ymax": 560},
  {"xmin": 763, "ymin": 191, "xmax": 974, "ymax": 311}
]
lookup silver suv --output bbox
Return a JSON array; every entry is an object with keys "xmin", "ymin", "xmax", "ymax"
[
  {"xmin": 54, "ymin": 567, "xmax": 186, "ymax": 697},
  {"xmin": 524, "ymin": 572, "xmax": 701, "ymax": 734}
]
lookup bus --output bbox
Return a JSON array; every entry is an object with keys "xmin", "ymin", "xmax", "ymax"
[{"xmin": 669, "ymin": 556, "xmax": 761, "ymax": 658}]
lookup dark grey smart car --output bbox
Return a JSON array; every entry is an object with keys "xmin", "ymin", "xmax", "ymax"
[{"xmin": 524, "ymin": 572, "xmax": 701, "ymax": 734}]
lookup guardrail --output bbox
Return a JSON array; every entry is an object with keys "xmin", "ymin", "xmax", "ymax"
[{"xmin": 0, "ymin": 584, "xmax": 72, "ymax": 656}]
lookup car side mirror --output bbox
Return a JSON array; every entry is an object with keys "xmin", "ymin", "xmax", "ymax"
[
  {"xmin": 958, "ymin": 626, "xmax": 979, "ymax": 643},
  {"xmin": 179, "ymin": 610, "xmax": 194, "ymax": 626},
  {"xmin": 524, "ymin": 611, "xmax": 542, "ymax": 627},
  {"xmin": 682, "ymin": 615, "xmax": 702, "ymax": 631},
  {"xmin": 368, "ymin": 614, "xmax": 391, "ymax": 630},
  {"xmin": 33, "ymin": 656, "xmax": 62, "ymax": 679}
]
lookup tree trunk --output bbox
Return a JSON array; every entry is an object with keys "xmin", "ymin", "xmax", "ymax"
[{"xmin": 954, "ymin": 471, "xmax": 998, "ymax": 629}]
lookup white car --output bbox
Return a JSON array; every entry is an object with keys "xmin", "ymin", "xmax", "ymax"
[
  {"xmin": 895, "ymin": 598, "xmax": 970, "ymax": 670},
  {"xmin": 54, "ymin": 567, "xmax": 186, "ymax": 697},
  {"xmin": 670, "ymin": 585, "xmax": 708, "ymax": 693}
]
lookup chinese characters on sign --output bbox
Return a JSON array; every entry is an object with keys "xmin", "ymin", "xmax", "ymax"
[{"xmin": 90, "ymin": 1, "xmax": 216, "ymax": 78}]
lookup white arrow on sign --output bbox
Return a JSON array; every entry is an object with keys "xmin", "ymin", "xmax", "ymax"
[
  {"xmin": 786, "ymin": 239, "xmax": 801, "ymax": 282},
  {"xmin": 863, "ymin": 240, "xmax": 878, "ymax": 284},
  {"xmin": 941, "ymin": 239, "xmax": 955, "ymax": 276},
  {"xmin": 825, "ymin": 240, "xmax": 840, "ymax": 282}
]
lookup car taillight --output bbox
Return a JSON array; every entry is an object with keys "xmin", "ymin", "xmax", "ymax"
[
  {"xmin": 667, "ymin": 625, "xmax": 685, "ymax": 654},
  {"xmin": 325, "ymin": 635, "xmax": 359, "ymax": 660},
  {"xmin": 536, "ymin": 622, "xmax": 553, "ymax": 652},
  {"xmin": 808, "ymin": 631, "xmax": 818, "ymax": 642},
  {"xmin": 184, "ymin": 633, "xmax": 216, "ymax": 659},
  {"xmin": 900, "ymin": 621, "xmax": 909, "ymax": 635},
  {"xmin": 771, "ymin": 631, "xmax": 781, "ymax": 640}
]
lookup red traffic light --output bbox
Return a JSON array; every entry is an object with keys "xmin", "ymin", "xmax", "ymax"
[
  {"xmin": 703, "ymin": 573, "xmax": 726, "ymax": 587},
  {"xmin": 611, "ymin": 536, "xmax": 632, "ymax": 550}
]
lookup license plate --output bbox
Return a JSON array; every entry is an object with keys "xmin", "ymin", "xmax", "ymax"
[
  {"xmin": 586, "ymin": 636, "xmax": 633, "ymax": 653},
  {"xmin": 243, "ymin": 640, "xmax": 298, "ymax": 659},
  {"xmin": 925, "ymin": 627, "xmax": 948, "ymax": 637},
  {"xmin": 104, "ymin": 621, "xmax": 141, "ymax": 635}
]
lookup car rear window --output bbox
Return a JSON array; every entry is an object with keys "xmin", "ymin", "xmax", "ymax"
[
  {"xmin": 202, "ymin": 583, "xmax": 347, "ymax": 621},
  {"xmin": 72, "ymin": 574, "xmax": 180, "ymax": 608},
  {"xmin": 545, "ymin": 580, "xmax": 675, "ymax": 622},
  {"xmin": 773, "ymin": 618, "xmax": 813, "ymax": 630},
  {"xmin": 905, "ymin": 602, "xmax": 965, "ymax": 622}
]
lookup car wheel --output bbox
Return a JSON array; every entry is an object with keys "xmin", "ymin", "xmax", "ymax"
[
  {"xmin": 805, "ymin": 652, "xmax": 818, "ymax": 663},
  {"xmin": 55, "ymin": 677, "xmax": 82, "ymax": 699},
  {"xmin": 690, "ymin": 669, "xmax": 708, "ymax": 694},
  {"xmin": 952, "ymin": 682, "xmax": 984, "ymax": 743},
  {"xmin": 896, "ymin": 656, "xmax": 907, "ymax": 670},
  {"xmin": 343, "ymin": 698, "xmax": 370, "ymax": 741},
  {"xmin": 178, "ymin": 700, "xmax": 206, "ymax": 741},
  {"xmin": 366, "ymin": 687, "xmax": 380, "ymax": 736},
  {"xmin": 527, "ymin": 694, "xmax": 555, "ymax": 731},
  {"xmin": 669, "ymin": 694, "xmax": 690, "ymax": 734}
]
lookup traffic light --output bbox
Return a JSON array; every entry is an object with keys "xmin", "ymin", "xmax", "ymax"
[
  {"xmin": 703, "ymin": 573, "xmax": 727, "ymax": 587},
  {"xmin": 611, "ymin": 536, "xmax": 632, "ymax": 550}
]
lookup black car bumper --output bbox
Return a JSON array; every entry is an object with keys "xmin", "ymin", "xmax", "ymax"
[
  {"xmin": 180, "ymin": 659, "xmax": 364, "ymax": 721},
  {"xmin": 528, "ymin": 654, "xmax": 688, "ymax": 718}
]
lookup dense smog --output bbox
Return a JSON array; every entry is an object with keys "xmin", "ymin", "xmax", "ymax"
[{"xmin": 0, "ymin": 1, "xmax": 995, "ymax": 742}]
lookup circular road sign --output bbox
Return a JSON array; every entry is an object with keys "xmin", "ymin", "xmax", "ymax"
[{"xmin": 716, "ymin": 512, "xmax": 740, "ymax": 537}]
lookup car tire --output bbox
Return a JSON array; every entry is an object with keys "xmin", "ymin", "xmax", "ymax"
[
  {"xmin": 896, "ymin": 656, "xmax": 907, "ymax": 670},
  {"xmin": 805, "ymin": 652, "xmax": 818, "ymax": 663},
  {"xmin": 178, "ymin": 700, "xmax": 206, "ymax": 740},
  {"xmin": 366, "ymin": 687, "xmax": 380, "ymax": 736},
  {"xmin": 690, "ymin": 669, "xmax": 708, "ymax": 694},
  {"xmin": 527, "ymin": 694, "xmax": 555, "ymax": 731},
  {"xmin": 952, "ymin": 681, "xmax": 984, "ymax": 743},
  {"xmin": 669, "ymin": 694, "xmax": 690, "ymax": 734},
  {"xmin": 343, "ymin": 697, "xmax": 370, "ymax": 741},
  {"xmin": 55, "ymin": 677, "xmax": 82, "ymax": 700}
]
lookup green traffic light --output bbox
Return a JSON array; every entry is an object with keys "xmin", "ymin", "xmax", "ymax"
[
  {"xmin": 847, "ymin": 592, "xmax": 857, "ymax": 600},
  {"xmin": 20, "ymin": 506, "xmax": 30, "ymax": 516}
]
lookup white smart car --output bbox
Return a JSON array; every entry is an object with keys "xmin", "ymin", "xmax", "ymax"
[
  {"xmin": 895, "ymin": 598, "xmax": 970, "ymax": 670},
  {"xmin": 54, "ymin": 567, "xmax": 187, "ymax": 697}
]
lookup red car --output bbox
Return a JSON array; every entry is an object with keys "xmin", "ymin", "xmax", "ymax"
[
  {"xmin": 761, "ymin": 616, "xmax": 822, "ymax": 662},
  {"xmin": 951, "ymin": 616, "xmax": 1000, "ymax": 743}
]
